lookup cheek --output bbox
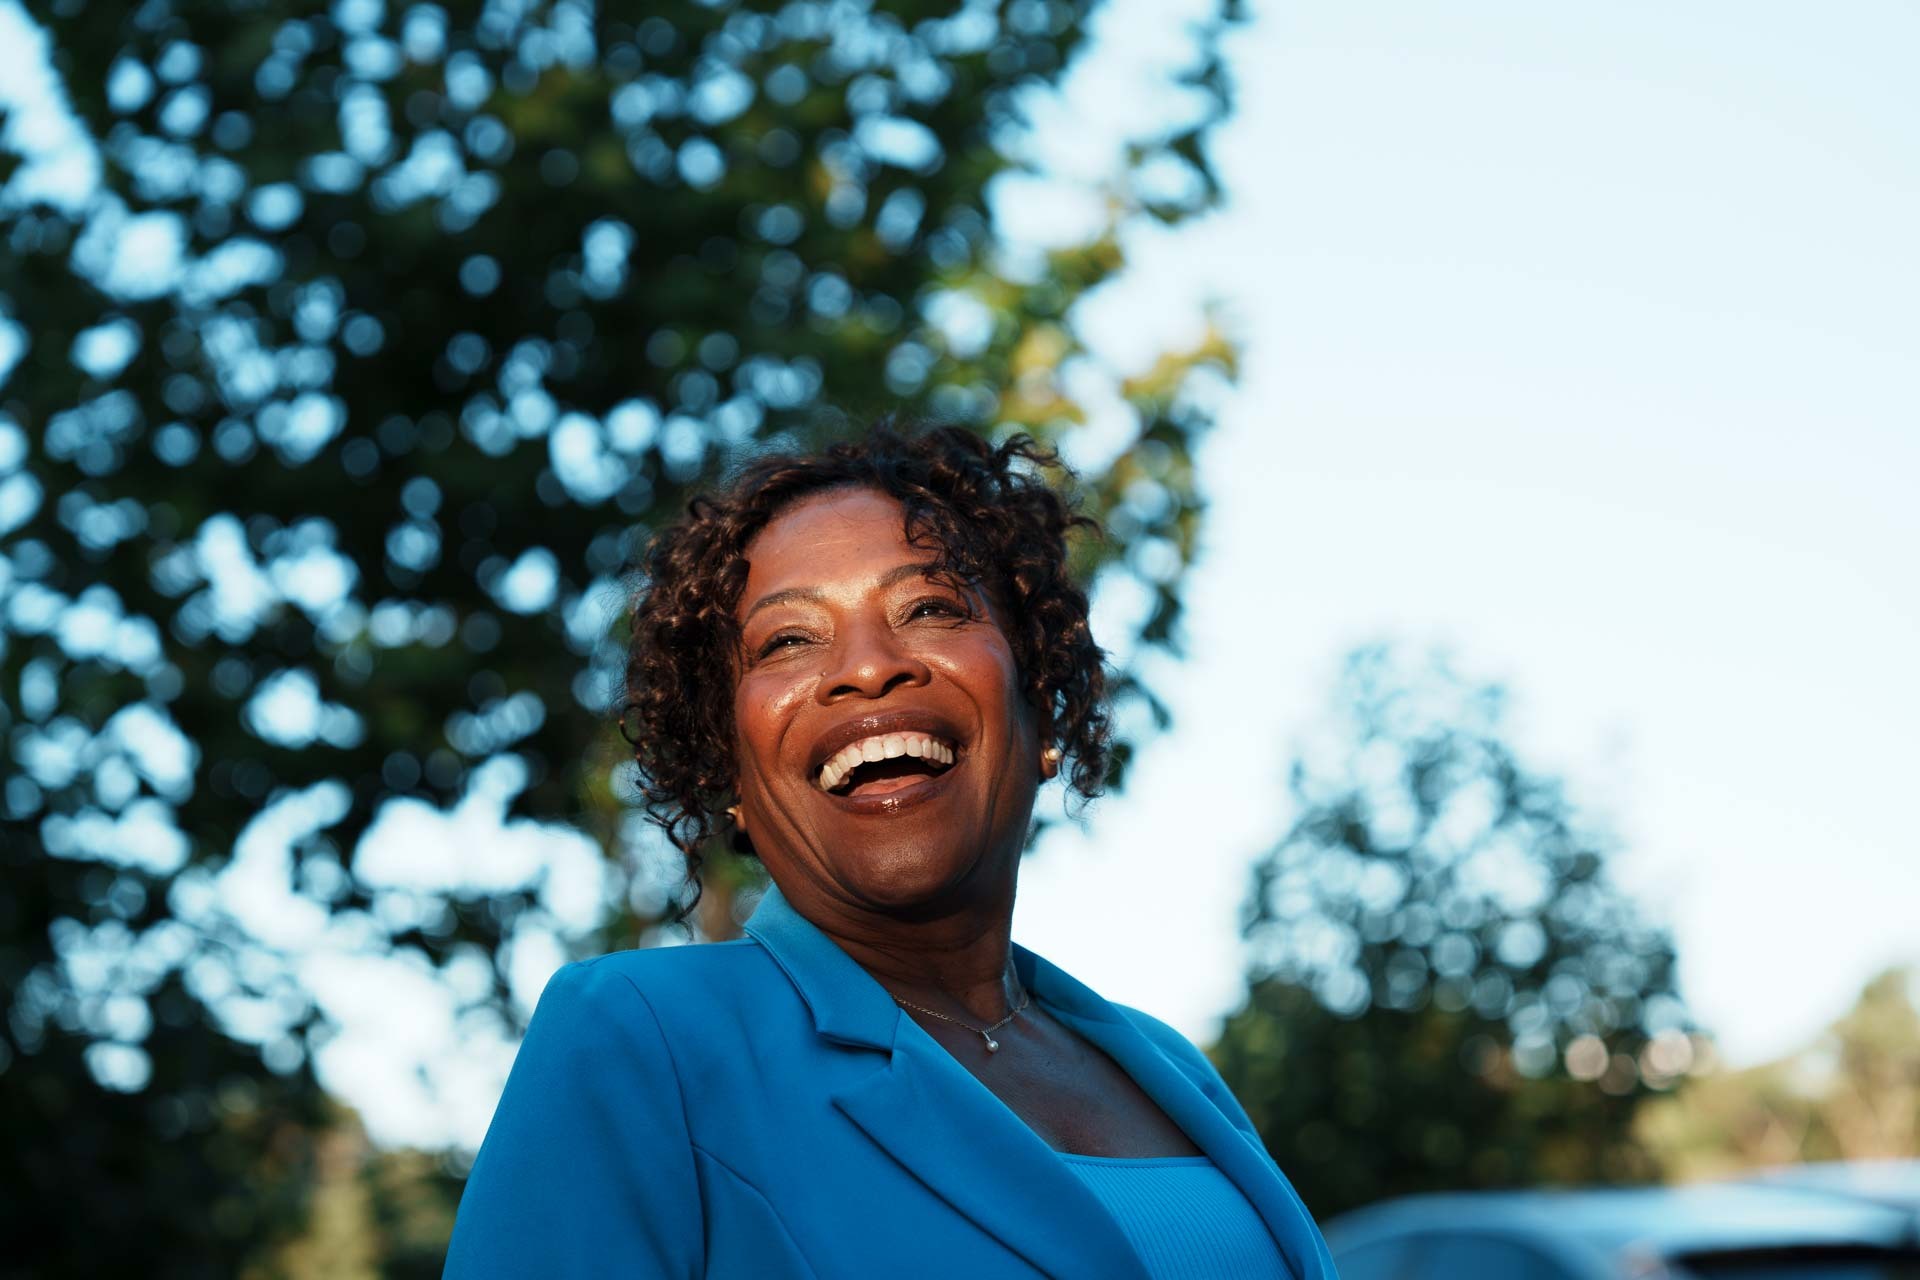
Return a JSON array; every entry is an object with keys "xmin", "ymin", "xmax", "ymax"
[
  {"xmin": 950, "ymin": 634, "xmax": 1031, "ymax": 727},
  {"xmin": 732, "ymin": 671, "xmax": 812, "ymax": 784}
]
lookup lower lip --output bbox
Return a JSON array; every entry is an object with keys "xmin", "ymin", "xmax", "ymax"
[{"xmin": 817, "ymin": 760, "xmax": 960, "ymax": 816}]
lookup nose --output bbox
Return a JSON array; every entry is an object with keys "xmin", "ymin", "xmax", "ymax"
[{"xmin": 816, "ymin": 621, "xmax": 931, "ymax": 703}]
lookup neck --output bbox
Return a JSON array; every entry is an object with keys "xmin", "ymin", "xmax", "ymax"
[
  {"xmin": 781, "ymin": 866, "xmax": 1023, "ymax": 1024},
  {"xmin": 837, "ymin": 913, "xmax": 1021, "ymax": 1024}
]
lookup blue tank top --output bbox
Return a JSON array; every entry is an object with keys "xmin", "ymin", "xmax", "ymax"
[{"xmin": 1060, "ymin": 1153, "xmax": 1295, "ymax": 1278}]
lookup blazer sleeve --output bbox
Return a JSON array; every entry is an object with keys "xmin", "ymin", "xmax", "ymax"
[{"xmin": 443, "ymin": 958, "xmax": 704, "ymax": 1279}]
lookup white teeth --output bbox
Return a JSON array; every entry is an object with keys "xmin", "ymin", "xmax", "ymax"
[{"xmin": 816, "ymin": 732, "xmax": 957, "ymax": 792}]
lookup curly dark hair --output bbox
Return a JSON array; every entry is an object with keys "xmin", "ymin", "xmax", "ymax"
[{"xmin": 621, "ymin": 422, "xmax": 1110, "ymax": 889}]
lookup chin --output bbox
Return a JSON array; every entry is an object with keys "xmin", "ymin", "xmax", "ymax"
[{"xmin": 840, "ymin": 838, "xmax": 996, "ymax": 916}]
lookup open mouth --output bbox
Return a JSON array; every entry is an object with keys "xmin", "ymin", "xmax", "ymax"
[{"xmin": 816, "ymin": 732, "xmax": 957, "ymax": 798}]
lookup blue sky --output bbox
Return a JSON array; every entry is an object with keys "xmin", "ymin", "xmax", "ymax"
[
  {"xmin": 4, "ymin": 0, "xmax": 1915, "ymax": 1146},
  {"xmin": 1017, "ymin": 0, "xmax": 1920, "ymax": 1076}
]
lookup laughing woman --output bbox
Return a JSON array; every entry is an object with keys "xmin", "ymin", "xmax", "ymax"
[{"xmin": 442, "ymin": 425, "xmax": 1334, "ymax": 1280}]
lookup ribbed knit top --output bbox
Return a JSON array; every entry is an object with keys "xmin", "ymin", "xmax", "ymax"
[{"xmin": 1060, "ymin": 1154, "xmax": 1295, "ymax": 1279}]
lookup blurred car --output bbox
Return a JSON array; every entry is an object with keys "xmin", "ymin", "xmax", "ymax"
[
  {"xmin": 1323, "ymin": 1178, "xmax": 1920, "ymax": 1280},
  {"xmin": 1745, "ymin": 1162, "xmax": 1920, "ymax": 1219}
]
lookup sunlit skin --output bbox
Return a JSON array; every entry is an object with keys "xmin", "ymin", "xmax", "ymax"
[{"xmin": 731, "ymin": 487, "xmax": 1199, "ymax": 1157}]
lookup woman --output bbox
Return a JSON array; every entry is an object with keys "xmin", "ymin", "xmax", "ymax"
[{"xmin": 443, "ymin": 426, "xmax": 1334, "ymax": 1279}]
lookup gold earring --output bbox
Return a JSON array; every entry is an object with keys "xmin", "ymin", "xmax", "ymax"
[
  {"xmin": 1040, "ymin": 746, "xmax": 1062, "ymax": 779},
  {"xmin": 725, "ymin": 804, "xmax": 742, "ymax": 825}
]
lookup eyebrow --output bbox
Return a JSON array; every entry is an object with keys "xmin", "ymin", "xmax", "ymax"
[{"xmin": 742, "ymin": 561, "xmax": 943, "ymax": 623}]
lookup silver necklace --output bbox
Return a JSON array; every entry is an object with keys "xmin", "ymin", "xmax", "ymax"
[{"xmin": 893, "ymin": 986, "xmax": 1032, "ymax": 1053}]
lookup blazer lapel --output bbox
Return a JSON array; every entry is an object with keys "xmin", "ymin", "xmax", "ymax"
[
  {"xmin": 745, "ymin": 888, "xmax": 1149, "ymax": 1279},
  {"xmin": 1022, "ymin": 948, "xmax": 1337, "ymax": 1280},
  {"xmin": 832, "ymin": 1035, "xmax": 1153, "ymax": 1280}
]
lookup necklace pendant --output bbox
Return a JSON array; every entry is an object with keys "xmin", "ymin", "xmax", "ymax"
[{"xmin": 984, "ymin": 1034, "xmax": 999, "ymax": 1052}]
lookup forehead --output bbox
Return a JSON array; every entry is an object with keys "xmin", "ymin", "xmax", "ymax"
[{"xmin": 740, "ymin": 487, "xmax": 926, "ymax": 593}]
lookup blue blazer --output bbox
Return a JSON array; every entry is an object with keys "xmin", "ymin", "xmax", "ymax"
[{"xmin": 443, "ymin": 885, "xmax": 1336, "ymax": 1279}]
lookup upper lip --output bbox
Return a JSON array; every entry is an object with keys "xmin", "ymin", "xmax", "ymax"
[{"xmin": 805, "ymin": 709, "xmax": 967, "ymax": 779}]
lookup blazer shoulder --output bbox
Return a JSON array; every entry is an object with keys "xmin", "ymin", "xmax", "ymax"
[
  {"xmin": 575, "ymin": 936, "xmax": 768, "ymax": 978},
  {"xmin": 562, "ymin": 937, "xmax": 784, "ymax": 1018},
  {"xmin": 1113, "ymin": 1002, "xmax": 1259, "ymax": 1133},
  {"xmin": 1112, "ymin": 1003, "xmax": 1210, "ymax": 1072}
]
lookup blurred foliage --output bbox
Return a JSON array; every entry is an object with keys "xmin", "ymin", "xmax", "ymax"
[
  {"xmin": 0, "ymin": 0, "xmax": 1239, "ymax": 1269},
  {"xmin": 1211, "ymin": 645, "xmax": 1691, "ymax": 1220},
  {"xmin": 1638, "ymin": 968, "xmax": 1920, "ymax": 1179},
  {"xmin": 245, "ymin": 1103, "xmax": 462, "ymax": 1280}
]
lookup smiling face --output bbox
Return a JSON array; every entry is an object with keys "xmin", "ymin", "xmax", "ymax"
[{"xmin": 731, "ymin": 486, "xmax": 1048, "ymax": 921}]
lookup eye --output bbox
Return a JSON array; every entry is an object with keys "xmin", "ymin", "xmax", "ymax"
[
  {"xmin": 907, "ymin": 597, "xmax": 965, "ymax": 622},
  {"xmin": 756, "ymin": 631, "xmax": 810, "ymax": 659}
]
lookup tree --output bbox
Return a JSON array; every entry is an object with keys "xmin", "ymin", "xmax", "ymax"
[
  {"xmin": 1211, "ymin": 646, "xmax": 1691, "ymax": 1220},
  {"xmin": 241, "ymin": 1102, "xmax": 463, "ymax": 1280},
  {"xmin": 1637, "ymin": 968, "xmax": 1920, "ymax": 1179},
  {"xmin": 0, "ymin": 0, "xmax": 1238, "ymax": 1270}
]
